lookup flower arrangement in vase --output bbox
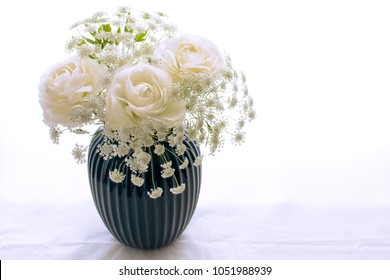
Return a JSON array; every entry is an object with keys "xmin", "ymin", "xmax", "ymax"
[{"xmin": 38, "ymin": 7, "xmax": 255, "ymax": 248}]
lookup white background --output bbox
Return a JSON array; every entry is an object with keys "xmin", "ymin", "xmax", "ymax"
[{"xmin": 0, "ymin": 0, "xmax": 390, "ymax": 259}]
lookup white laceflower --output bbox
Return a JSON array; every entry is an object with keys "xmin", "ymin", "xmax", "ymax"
[
  {"xmin": 130, "ymin": 174, "xmax": 144, "ymax": 187},
  {"xmin": 148, "ymin": 187, "xmax": 163, "ymax": 199},
  {"xmin": 154, "ymin": 144, "xmax": 165, "ymax": 156},
  {"xmin": 78, "ymin": 44, "xmax": 93, "ymax": 58},
  {"xmin": 114, "ymin": 143, "xmax": 130, "ymax": 157},
  {"xmin": 233, "ymin": 131, "xmax": 245, "ymax": 144},
  {"xmin": 156, "ymin": 130, "xmax": 167, "ymax": 141},
  {"xmin": 72, "ymin": 144, "xmax": 87, "ymax": 164},
  {"xmin": 86, "ymin": 24, "xmax": 98, "ymax": 33},
  {"xmin": 109, "ymin": 169, "xmax": 126, "ymax": 183},
  {"xmin": 99, "ymin": 143, "xmax": 113, "ymax": 160},
  {"xmin": 161, "ymin": 161, "xmax": 172, "ymax": 169},
  {"xmin": 160, "ymin": 161, "xmax": 175, "ymax": 178},
  {"xmin": 161, "ymin": 167, "xmax": 175, "ymax": 178},
  {"xmin": 175, "ymin": 143, "xmax": 186, "ymax": 156},
  {"xmin": 49, "ymin": 126, "xmax": 62, "ymax": 144},
  {"xmin": 135, "ymin": 150, "xmax": 151, "ymax": 166},
  {"xmin": 168, "ymin": 135, "xmax": 178, "ymax": 147},
  {"xmin": 179, "ymin": 157, "xmax": 189, "ymax": 169},
  {"xmin": 194, "ymin": 156, "xmax": 203, "ymax": 167},
  {"xmin": 170, "ymin": 183, "xmax": 185, "ymax": 195}
]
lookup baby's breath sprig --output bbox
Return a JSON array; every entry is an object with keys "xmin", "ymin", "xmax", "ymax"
[{"xmin": 66, "ymin": 7, "xmax": 177, "ymax": 70}]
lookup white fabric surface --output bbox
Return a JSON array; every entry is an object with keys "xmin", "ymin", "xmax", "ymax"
[{"xmin": 1, "ymin": 197, "xmax": 390, "ymax": 260}]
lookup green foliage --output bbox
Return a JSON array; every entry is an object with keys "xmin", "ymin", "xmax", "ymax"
[
  {"xmin": 134, "ymin": 31, "xmax": 148, "ymax": 42},
  {"xmin": 99, "ymin": 23, "xmax": 112, "ymax": 33}
]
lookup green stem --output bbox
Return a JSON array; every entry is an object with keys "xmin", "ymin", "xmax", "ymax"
[
  {"xmin": 164, "ymin": 147, "xmax": 185, "ymax": 164},
  {"xmin": 183, "ymin": 141, "xmax": 201, "ymax": 159},
  {"xmin": 173, "ymin": 174, "xmax": 179, "ymax": 186},
  {"xmin": 117, "ymin": 156, "xmax": 127, "ymax": 171},
  {"xmin": 149, "ymin": 149, "xmax": 157, "ymax": 190}
]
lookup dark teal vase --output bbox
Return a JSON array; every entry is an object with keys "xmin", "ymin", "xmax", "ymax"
[{"xmin": 87, "ymin": 129, "xmax": 202, "ymax": 249}]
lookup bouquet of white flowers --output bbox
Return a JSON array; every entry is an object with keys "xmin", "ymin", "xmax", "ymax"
[{"xmin": 39, "ymin": 7, "xmax": 255, "ymax": 199}]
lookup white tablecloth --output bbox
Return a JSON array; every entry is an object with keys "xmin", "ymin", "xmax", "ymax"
[{"xmin": 1, "ymin": 197, "xmax": 389, "ymax": 260}]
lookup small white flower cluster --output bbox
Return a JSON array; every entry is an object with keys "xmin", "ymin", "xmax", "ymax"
[
  {"xmin": 93, "ymin": 118, "xmax": 201, "ymax": 199},
  {"xmin": 170, "ymin": 183, "xmax": 185, "ymax": 195},
  {"xmin": 49, "ymin": 126, "xmax": 62, "ymax": 144},
  {"xmin": 109, "ymin": 169, "xmax": 126, "ymax": 183},
  {"xmin": 39, "ymin": 7, "xmax": 256, "ymax": 199},
  {"xmin": 72, "ymin": 144, "xmax": 87, "ymax": 164},
  {"xmin": 66, "ymin": 7, "xmax": 176, "ymax": 73},
  {"xmin": 171, "ymin": 64, "xmax": 254, "ymax": 154}
]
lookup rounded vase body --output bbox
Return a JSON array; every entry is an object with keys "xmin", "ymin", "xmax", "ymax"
[{"xmin": 87, "ymin": 129, "xmax": 202, "ymax": 249}]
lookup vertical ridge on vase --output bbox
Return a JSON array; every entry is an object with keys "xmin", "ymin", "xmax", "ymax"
[
  {"xmin": 129, "ymin": 184, "xmax": 142, "ymax": 247},
  {"xmin": 115, "ymin": 183, "xmax": 127, "ymax": 245},
  {"xmin": 106, "ymin": 160, "xmax": 117, "ymax": 239},
  {"xmin": 173, "ymin": 152, "xmax": 187, "ymax": 239},
  {"xmin": 91, "ymin": 133, "xmax": 113, "ymax": 235},
  {"xmin": 88, "ymin": 128, "xmax": 202, "ymax": 249},
  {"xmin": 120, "ymin": 176, "xmax": 130, "ymax": 246},
  {"xmin": 184, "ymin": 140, "xmax": 197, "ymax": 227},
  {"xmin": 160, "ymin": 147, "xmax": 170, "ymax": 247},
  {"xmin": 106, "ymin": 159, "xmax": 122, "ymax": 242},
  {"xmin": 124, "ymin": 177, "xmax": 136, "ymax": 247},
  {"xmin": 142, "ymin": 190, "xmax": 151, "ymax": 249},
  {"xmin": 184, "ymin": 156, "xmax": 192, "ymax": 236},
  {"xmin": 148, "ymin": 149, "xmax": 161, "ymax": 248},
  {"xmin": 182, "ymin": 167, "xmax": 191, "ymax": 235},
  {"xmin": 164, "ymin": 148, "xmax": 176, "ymax": 245}
]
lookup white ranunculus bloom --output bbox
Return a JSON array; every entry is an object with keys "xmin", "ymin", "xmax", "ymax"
[
  {"xmin": 38, "ymin": 56, "xmax": 105, "ymax": 127},
  {"xmin": 105, "ymin": 64, "xmax": 185, "ymax": 130},
  {"xmin": 157, "ymin": 34, "xmax": 225, "ymax": 80}
]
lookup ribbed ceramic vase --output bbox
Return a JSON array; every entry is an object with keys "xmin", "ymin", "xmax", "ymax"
[{"xmin": 87, "ymin": 128, "xmax": 202, "ymax": 249}]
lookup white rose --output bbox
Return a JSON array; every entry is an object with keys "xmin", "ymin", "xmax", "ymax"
[
  {"xmin": 38, "ymin": 56, "xmax": 105, "ymax": 127},
  {"xmin": 156, "ymin": 34, "xmax": 225, "ymax": 80},
  {"xmin": 105, "ymin": 64, "xmax": 185, "ymax": 130}
]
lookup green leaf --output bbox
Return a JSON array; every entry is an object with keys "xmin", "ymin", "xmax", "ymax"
[
  {"xmin": 124, "ymin": 26, "xmax": 133, "ymax": 33},
  {"xmin": 77, "ymin": 39, "xmax": 86, "ymax": 46},
  {"xmin": 134, "ymin": 31, "xmax": 148, "ymax": 42},
  {"xmin": 84, "ymin": 37, "xmax": 96, "ymax": 45},
  {"xmin": 98, "ymin": 23, "xmax": 111, "ymax": 33},
  {"xmin": 206, "ymin": 122, "xmax": 213, "ymax": 133},
  {"xmin": 71, "ymin": 128, "xmax": 89, "ymax": 135},
  {"xmin": 142, "ymin": 12, "xmax": 150, "ymax": 19},
  {"xmin": 102, "ymin": 24, "xmax": 111, "ymax": 32}
]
